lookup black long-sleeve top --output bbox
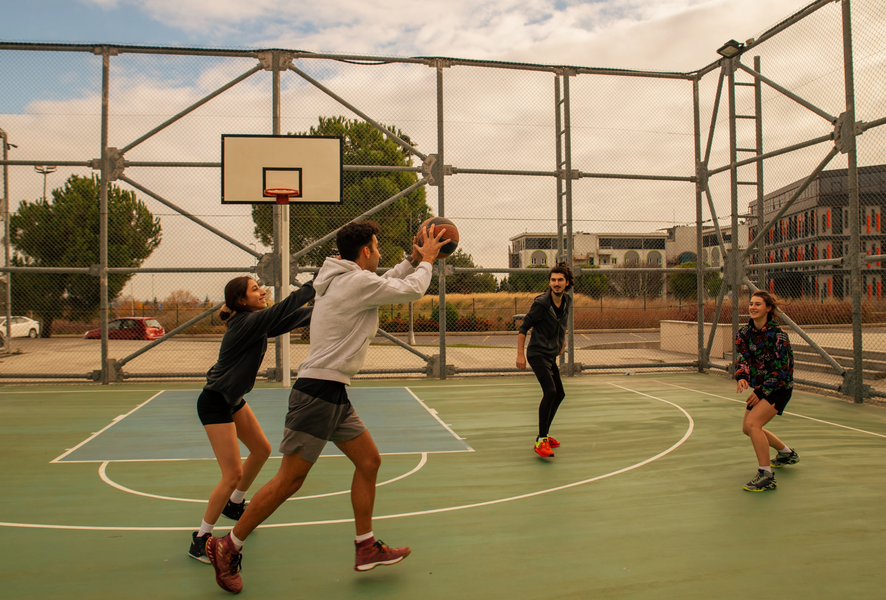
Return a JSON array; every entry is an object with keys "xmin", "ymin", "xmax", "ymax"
[
  {"xmin": 518, "ymin": 289, "xmax": 570, "ymax": 359},
  {"xmin": 204, "ymin": 283, "xmax": 315, "ymax": 405}
]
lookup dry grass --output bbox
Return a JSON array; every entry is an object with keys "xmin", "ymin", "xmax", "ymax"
[{"xmin": 46, "ymin": 295, "xmax": 883, "ymax": 336}]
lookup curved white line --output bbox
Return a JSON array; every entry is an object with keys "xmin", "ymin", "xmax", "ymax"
[
  {"xmin": 0, "ymin": 385, "xmax": 693, "ymax": 531},
  {"xmin": 98, "ymin": 453, "xmax": 429, "ymax": 504},
  {"xmin": 656, "ymin": 380, "xmax": 886, "ymax": 439}
]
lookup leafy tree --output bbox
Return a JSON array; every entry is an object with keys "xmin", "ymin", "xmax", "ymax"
[
  {"xmin": 607, "ymin": 261, "xmax": 664, "ymax": 299},
  {"xmin": 669, "ymin": 262, "xmax": 722, "ymax": 300},
  {"xmin": 252, "ymin": 116, "xmax": 432, "ymax": 267},
  {"xmin": 426, "ymin": 249, "xmax": 496, "ymax": 295},
  {"xmin": 10, "ymin": 175, "xmax": 162, "ymax": 336},
  {"xmin": 573, "ymin": 266, "xmax": 609, "ymax": 298},
  {"xmin": 164, "ymin": 290, "xmax": 201, "ymax": 308},
  {"xmin": 498, "ymin": 265, "xmax": 548, "ymax": 292}
]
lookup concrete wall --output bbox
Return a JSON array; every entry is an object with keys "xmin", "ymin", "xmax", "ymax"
[{"xmin": 660, "ymin": 320, "xmax": 732, "ymax": 359}]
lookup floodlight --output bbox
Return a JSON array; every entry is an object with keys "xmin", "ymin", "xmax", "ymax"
[{"xmin": 716, "ymin": 39, "xmax": 744, "ymax": 58}]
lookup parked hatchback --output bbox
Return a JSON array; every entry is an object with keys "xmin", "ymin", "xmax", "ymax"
[
  {"xmin": 0, "ymin": 316, "xmax": 41, "ymax": 338},
  {"xmin": 84, "ymin": 317, "xmax": 165, "ymax": 340}
]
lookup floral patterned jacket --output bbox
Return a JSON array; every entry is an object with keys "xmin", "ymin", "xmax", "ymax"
[{"xmin": 734, "ymin": 318, "xmax": 794, "ymax": 398}]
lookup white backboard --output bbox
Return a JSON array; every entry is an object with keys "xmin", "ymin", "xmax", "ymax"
[{"xmin": 221, "ymin": 135, "xmax": 343, "ymax": 204}]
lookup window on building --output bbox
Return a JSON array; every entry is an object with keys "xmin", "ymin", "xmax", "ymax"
[
  {"xmin": 530, "ymin": 251, "xmax": 548, "ymax": 266},
  {"xmin": 612, "ymin": 258, "xmax": 618, "ymax": 265}
]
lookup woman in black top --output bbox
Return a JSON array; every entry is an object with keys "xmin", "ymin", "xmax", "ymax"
[
  {"xmin": 516, "ymin": 264, "xmax": 572, "ymax": 458},
  {"xmin": 188, "ymin": 276, "xmax": 314, "ymax": 562}
]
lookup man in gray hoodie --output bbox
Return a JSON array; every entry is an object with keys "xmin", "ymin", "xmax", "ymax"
[{"xmin": 206, "ymin": 220, "xmax": 449, "ymax": 594}]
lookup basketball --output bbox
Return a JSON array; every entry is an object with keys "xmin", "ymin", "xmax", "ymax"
[{"xmin": 419, "ymin": 217, "xmax": 460, "ymax": 259}]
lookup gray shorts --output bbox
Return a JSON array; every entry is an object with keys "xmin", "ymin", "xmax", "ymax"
[{"xmin": 278, "ymin": 378, "xmax": 367, "ymax": 463}]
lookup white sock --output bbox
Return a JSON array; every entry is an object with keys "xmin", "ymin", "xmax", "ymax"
[
  {"xmin": 230, "ymin": 489, "xmax": 247, "ymax": 504},
  {"xmin": 197, "ymin": 520, "xmax": 214, "ymax": 537},
  {"xmin": 355, "ymin": 531, "xmax": 374, "ymax": 544},
  {"xmin": 230, "ymin": 531, "xmax": 244, "ymax": 550},
  {"xmin": 759, "ymin": 465, "xmax": 772, "ymax": 473},
  {"xmin": 778, "ymin": 446, "xmax": 792, "ymax": 454}
]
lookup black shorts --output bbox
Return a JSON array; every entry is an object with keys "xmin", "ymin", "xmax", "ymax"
[
  {"xmin": 197, "ymin": 389, "xmax": 247, "ymax": 426},
  {"xmin": 746, "ymin": 387, "xmax": 792, "ymax": 416}
]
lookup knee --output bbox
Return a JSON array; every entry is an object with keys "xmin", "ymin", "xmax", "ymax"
[
  {"xmin": 253, "ymin": 439, "xmax": 272, "ymax": 461},
  {"xmin": 556, "ymin": 391, "xmax": 566, "ymax": 402},
  {"xmin": 221, "ymin": 466, "xmax": 243, "ymax": 488},
  {"xmin": 357, "ymin": 452, "xmax": 381, "ymax": 475}
]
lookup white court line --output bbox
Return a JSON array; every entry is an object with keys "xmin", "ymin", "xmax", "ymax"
[
  {"xmin": 655, "ymin": 380, "xmax": 886, "ymax": 440},
  {"xmin": 406, "ymin": 382, "xmax": 537, "ymax": 390},
  {"xmin": 97, "ymin": 453, "xmax": 428, "ymax": 503},
  {"xmin": 0, "ymin": 382, "xmax": 693, "ymax": 531},
  {"xmin": 405, "ymin": 387, "xmax": 475, "ymax": 450},
  {"xmin": 50, "ymin": 392, "xmax": 164, "ymax": 463}
]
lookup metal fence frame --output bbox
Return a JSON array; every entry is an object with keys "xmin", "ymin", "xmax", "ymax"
[{"xmin": 0, "ymin": 0, "xmax": 884, "ymax": 403}]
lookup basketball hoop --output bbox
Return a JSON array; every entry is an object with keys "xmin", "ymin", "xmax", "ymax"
[{"xmin": 263, "ymin": 188, "xmax": 300, "ymax": 205}]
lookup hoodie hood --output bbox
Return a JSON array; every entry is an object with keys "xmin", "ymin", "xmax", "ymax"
[{"xmin": 313, "ymin": 257, "xmax": 362, "ymax": 297}]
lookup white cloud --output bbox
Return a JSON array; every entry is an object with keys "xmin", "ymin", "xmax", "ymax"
[{"xmin": 74, "ymin": 0, "xmax": 813, "ymax": 72}]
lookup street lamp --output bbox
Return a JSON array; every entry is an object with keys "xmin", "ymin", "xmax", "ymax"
[
  {"xmin": 716, "ymin": 39, "xmax": 744, "ymax": 59},
  {"xmin": 34, "ymin": 165, "xmax": 57, "ymax": 201}
]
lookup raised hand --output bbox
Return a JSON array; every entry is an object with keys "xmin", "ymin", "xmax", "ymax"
[{"xmin": 414, "ymin": 224, "xmax": 450, "ymax": 263}]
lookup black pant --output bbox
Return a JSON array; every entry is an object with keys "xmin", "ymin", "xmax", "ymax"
[{"xmin": 528, "ymin": 355, "xmax": 566, "ymax": 438}]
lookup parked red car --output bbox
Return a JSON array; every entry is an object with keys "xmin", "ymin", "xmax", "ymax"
[{"xmin": 83, "ymin": 317, "xmax": 166, "ymax": 340}]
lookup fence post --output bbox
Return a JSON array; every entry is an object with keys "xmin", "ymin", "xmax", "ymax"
[
  {"xmin": 99, "ymin": 48, "xmax": 111, "ymax": 385},
  {"xmin": 842, "ymin": 0, "xmax": 864, "ymax": 403}
]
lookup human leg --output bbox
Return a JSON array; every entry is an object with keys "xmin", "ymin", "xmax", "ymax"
[
  {"xmin": 203, "ymin": 422, "xmax": 246, "ymax": 525},
  {"xmin": 741, "ymin": 400, "xmax": 779, "ymax": 467},
  {"xmin": 528, "ymin": 355, "xmax": 559, "ymax": 439},
  {"xmin": 334, "ymin": 430, "xmax": 381, "ymax": 536},
  {"xmin": 546, "ymin": 360, "xmax": 566, "ymax": 435},
  {"xmin": 231, "ymin": 451, "xmax": 315, "ymax": 541},
  {"xmin": 741, "ymin": 401, "xmax": 780, "ymax": 492},
  {"xmin": 332, "ymin": 420, "xmax": 409, "ymax": 571},
  {"xmin": 222, "ymin": 402, "xmax": 272, "ymax": 518}
]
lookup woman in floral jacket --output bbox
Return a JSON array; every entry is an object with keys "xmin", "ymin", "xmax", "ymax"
[{"xmin": 734, "ymin": 290, "xmax": 799, "ymax": 492}]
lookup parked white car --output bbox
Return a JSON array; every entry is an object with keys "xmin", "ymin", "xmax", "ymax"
[{"xmin": 0, "ymin": 316, "xmax": 41, "ymax": 338}]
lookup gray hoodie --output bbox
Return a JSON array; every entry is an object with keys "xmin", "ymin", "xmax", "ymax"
[{"xmin": 297, "ymin": 257, "xmax": 432, "ymax": 384}]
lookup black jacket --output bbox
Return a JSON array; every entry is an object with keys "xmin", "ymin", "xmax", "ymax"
[
  {"xmin": 519, "ymin": 289, "xmax": 570, "ymax": 359},
  {"xmin": 204, "ymin": 283, "xmax": 315, "ymax": 405}
]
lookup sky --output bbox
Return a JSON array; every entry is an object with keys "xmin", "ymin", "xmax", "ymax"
[
  {"xmin": 3, "ymin": 0, "xmax": 883, "ymax": 303},
  {"xmin": 1, "ymin": 0, "xmax": 813, "ymax": 69}
]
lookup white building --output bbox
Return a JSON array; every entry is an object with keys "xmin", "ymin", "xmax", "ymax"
[{"xmin": 509, "ymin": 224, "xmax": 747, "ymax": 270}]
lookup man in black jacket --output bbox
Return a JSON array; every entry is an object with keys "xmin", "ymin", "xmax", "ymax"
[{"xmin": 516, "ymin": 263, "xmax": 572, "ymax": 457}]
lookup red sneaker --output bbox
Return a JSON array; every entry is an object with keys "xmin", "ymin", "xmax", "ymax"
[
  {"xmin": 534, "ymin": 438, "xmax": 554, "ymax": 457},
  {"xmin": 355, "ymin": 539, "xmax": 411, "ymax": 571},
  {"xmin": 547, "ymin": 436, "xmax": 560, "ymax": 448},
  {"xmin": 206, "ymin": 534, "xmax": 243, "ymax": 594}
]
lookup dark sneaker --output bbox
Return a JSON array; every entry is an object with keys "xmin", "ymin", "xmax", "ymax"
[
  {"xmin": 534, "ymin": 438, "xmax": 554, "ymax": 458},
  {"xmin": 547, "ymin": 436, "xmax": 560, "ymax": 448},
  {"xmin": 743, "ymin": 469, "xmax": 777, "ymax": 492},
  {"xmin": 188, "ymin": 531, "xmax": 211, "ymax": 564},
  {"xmin": 770, "ymin": 449, "xmax": 800, "ymax": 468},
  {"xmin": 355, "ymin": 539, "xmax": 411, "ymax": 571},
  {"xmin": 222, "ymin": 499, "xmax": 247, "ymax": 521},
  {"xmin": 206, "ymin": 534, "xmax": 243, "ymax": 594}
]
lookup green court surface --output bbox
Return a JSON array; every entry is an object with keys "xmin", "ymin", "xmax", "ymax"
[{"xmin": 1, "ymin": 373, "xmax": 885, "ymax": 600}]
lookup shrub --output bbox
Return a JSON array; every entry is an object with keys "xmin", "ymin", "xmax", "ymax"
[
  {"xmin": 431, "ymin": 301, "xmax": 459, "ymax": 330},
  {"xmin": 454, "ymin": 315, "xmax": 492, "ymax": 331},
  {"xmin": 378, "ymin": 316, "xmax": 408, "ymax": 332}
]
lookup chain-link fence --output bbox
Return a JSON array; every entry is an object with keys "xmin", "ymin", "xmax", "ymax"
[{"xmin": 1, "ymin": 0, "xmax": 884, "ymax": 402}]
